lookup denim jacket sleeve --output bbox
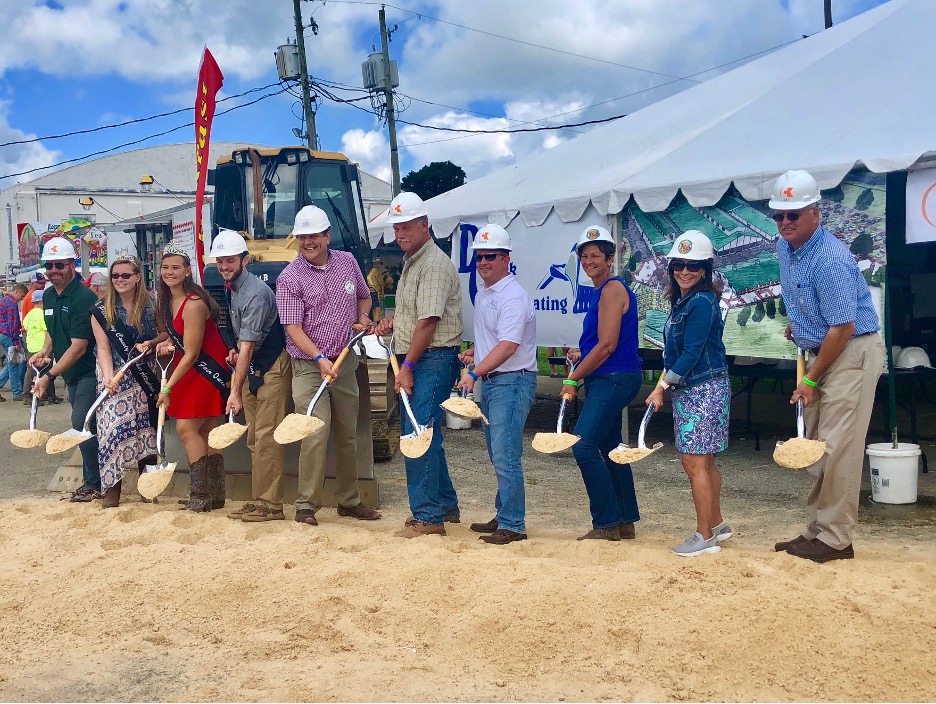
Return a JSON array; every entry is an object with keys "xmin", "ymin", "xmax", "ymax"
[{"xmin": 663, "ymin": 294, "xmax": 718, "ymax": 385}]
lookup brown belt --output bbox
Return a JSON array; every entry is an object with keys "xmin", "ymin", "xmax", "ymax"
[{"xmin": 808, "ymin": 331, "xmax": 875, "ymax": 357}]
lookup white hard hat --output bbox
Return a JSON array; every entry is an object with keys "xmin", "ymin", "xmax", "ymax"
[
  {"xmin": 293, "ymin": 205, "xmax": 331, "ymax": 235},
  {"xmin": 895, "ymin": 346, "xmax": 932, "ymax": 369},
  {"xmin": 41, "ymin": 236, "xmax": 77, "ymax": 261},
  {"xmin": 667, "ymin": 230, "xmax": 715, "ymax": 261},
  {"xmin": 88, "ymin": 272, "xmax": 108, "ymax": 287},
  {"xmin": 470, "ymin": 224, "xmax": 512, "ymax": 251},
  {"xmin": 768, "ymin": 170, "xmax": 822, "ymax": 210},
  {"xmin": 208, "ymin": 229, "xmax": 248, "ymax": 258},
  {"xmin": 575, "ymin": 225, "xmax": 613, "ymax": 254},
  {"xmin": 386, "ymin": 192, "xmax": 428, "ymax": 224}
]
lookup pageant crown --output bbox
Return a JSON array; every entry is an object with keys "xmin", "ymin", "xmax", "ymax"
[{"xmin": 162, "ymin": 242, "xmax": 190, "ymax": 259}]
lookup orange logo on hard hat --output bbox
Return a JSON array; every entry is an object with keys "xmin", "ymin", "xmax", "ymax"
[
  {"xmin": 677, "ymin": 239, "xmax": 692, "ymax": 255},
  {"xmin": 586, "ymin": 228, "xmax": 600, "ymax": 240},
  {"xmin": 782, "ymin": 187, "xmax": 794, "ymax": 198},
  {"xmin": 49, "ymin": 245, "xmax": 58, "ymax": 253},
  {"xmin": 393, "ymin": 204, "xmax": 402, "ymax": 214},
  {"xmin": 479, "ymin": 231, "xmax": 489, "ymax": 241}
]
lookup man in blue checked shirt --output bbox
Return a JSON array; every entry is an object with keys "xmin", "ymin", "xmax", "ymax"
[
  {"xmin": 0, "ymin": 283, "xmax": 28, "ymax": 401},
  {"xmin": 771, "ymin": 170, "xmax": 884, "ymax": 564}
]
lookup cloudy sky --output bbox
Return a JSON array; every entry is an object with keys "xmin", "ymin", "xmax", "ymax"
[{"xmin": 0, "ymin": 0, "xmax": 889, "ymax": 187}]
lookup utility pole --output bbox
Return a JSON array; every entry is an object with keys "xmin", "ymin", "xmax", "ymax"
[
  {"xmin": 293, "ymin": 0, "xmax": 318, "ymax": 150},
  {"xmin": 824, "ymin": 0, "xmax": 833, "ymax": 29},
  {"xmin": 379, "ymin": 6, "xmax": 401, "ymax": 195}
]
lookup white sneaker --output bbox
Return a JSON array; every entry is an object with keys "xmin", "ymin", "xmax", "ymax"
[
  {"xmin": 671, "ymin": 531, "xmax": 721, "ymax": 557},
  {"xmin": 712, "ymin": 521, "xmax": 733, "ymax": 542}
]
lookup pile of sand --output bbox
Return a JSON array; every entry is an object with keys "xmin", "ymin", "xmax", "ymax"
[
  {"xmin": 399, "ymin": 428, "xmax": 432, "ymax": 458},
  {"xmin": 773, "ymin": 437, "xmax": 827, "ymax": 469},
  {"xmin": 531, "ymin": 432, "xmax": 580, "ymax": 454},
  {"xmin": 0, "ymin": 496, "xmax": 933, "ymax": 702},
  {"xmin": 273, "ymin": 413, "xmax": 325, "ymax": 444}
]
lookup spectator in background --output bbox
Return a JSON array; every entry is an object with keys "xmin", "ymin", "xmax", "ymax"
[
  {"xmin": 21, "ymin": 271, "xmax": 46, "ymax": 320},
  {"xmin": 88, "ymin": 272, "xmax": 107, "ymax": 300},
  {"xmin": 0, "ymin": 283, "xmax": 28, "ymax": 401},
  {"xmin": 22, "ymin": 290, "xmax": 62, "ymax": 405}
]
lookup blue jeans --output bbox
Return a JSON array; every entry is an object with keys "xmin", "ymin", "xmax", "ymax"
[
  {"xmin": 68, "ymin": 375, "xmax": 101, "ymax": 492},
  {"xmin": 480, "ymin": 371, "xmax": 537, "ymax": 533},
  {"xmin": 572, "ymin": 370, "xmax": 642, "ymax": 529},
  {"xmin": 0, "ymin": 333, "xmax": 25, "ymax": 397},
  {"xmin": 401, "ymin": 348, "xmax": 460, "ymax": 524}
]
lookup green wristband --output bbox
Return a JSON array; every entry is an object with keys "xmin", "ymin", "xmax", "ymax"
[
  {"xmin": 161, "ymin": 386, "xmax": 172, "ymax": 394},
  {"xmin": 562, "ymin": 379, "xmax": 579, "ymax": 387},
  {"xmin": 801, "ymin": 376, "xmax": 817, "ymax": 388}
]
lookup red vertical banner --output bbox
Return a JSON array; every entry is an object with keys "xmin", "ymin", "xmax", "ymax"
[{"xmin": 194, "ymin": 47, "xmax": 224, "ymax": 279}]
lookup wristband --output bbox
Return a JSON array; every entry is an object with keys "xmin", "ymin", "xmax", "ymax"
[
  {"xmin": 313, "ymin": 354, "xmax": 325, "ymax": 363},
  {"xmin": 659, "ymin": 379, "xmax": 671, "ymax": 390},
  {"xmin": 467, "ymin": 370, "xmax": 478, "ymax": 381},
  {"xmin": 161, "ymin": 386, "xmax": 172, "ymax": 394},
  {"xmin": 802, "ymin": 376, "xmax": 817, "ymax": 388},
  {"xmin": 402, "ymin": 360, "xmax": 416, "ymax": 370},
  {"xmin": 562, "ymin": 379, "xmax": 579, "ymax": 387}
]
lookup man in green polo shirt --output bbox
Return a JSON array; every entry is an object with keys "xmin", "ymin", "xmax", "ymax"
[{"xmin": 29, "ymin": 236, "xmax": 101, "ymax": 502}]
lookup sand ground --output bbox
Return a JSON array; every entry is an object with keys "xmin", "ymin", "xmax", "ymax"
[{"xmin": 0, "ymin": 396, "xmax": 934, "ymax": 702}]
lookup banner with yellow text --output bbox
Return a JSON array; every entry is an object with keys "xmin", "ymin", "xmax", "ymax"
[{"xmin": 194, "ymin": 47, "xmax": 224, "ymax": 280}]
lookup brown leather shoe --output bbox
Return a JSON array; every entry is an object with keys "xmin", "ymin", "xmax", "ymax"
[
  {"xmin": 295, "ymin": 508, "xmax": 318, "ymax": 525},
  {"xmin": 470, "ymin": 518, "xmax": 498, "ymax": 534},
  {"xmin": 774, "ymin": 535, "xmax": 809, "ymax": 553},
  {"xmin": 228, "ymin": 503, "xmax": 259, "ymax": 520},
  {"xmin": 337, "ymin": 503, "xmax": 382, "ymax": 520},
  {"xmin": 405, "ymin": 510, "xmax": 460, "ymax": 526},
  {"xmin": 394, "ymin": 520, "xmax": 445, "ymax": 538},
  {"xmin": 618, "ymin": 522, "xmax": 636, "ymax": 539},
  {"xmin": 479, "ymin": 528, "xmax": 527, "ymax": 545},
  {"xmin": 787, "ymin": 538, "xmax": 854, "ymax": 563},
  {"xmin": 242, "ymin": 505, "xmax": 285, "ymax": 522},
  {"xmin": 101, "ymin": 481, "xmax": 121, "ymax": 509},
  {"xmin": 577, "ymin": 527, "xmax": 621, "ymax": 542}
]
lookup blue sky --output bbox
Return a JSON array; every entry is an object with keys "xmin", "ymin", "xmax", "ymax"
[{"xmin": 0, "ymin": 0, "xmax": 891, "ymax": 188}]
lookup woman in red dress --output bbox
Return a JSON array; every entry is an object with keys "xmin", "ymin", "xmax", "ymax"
[{"xmin": 149, "ymin": 243, "xmax": 230, "ymax": 512}]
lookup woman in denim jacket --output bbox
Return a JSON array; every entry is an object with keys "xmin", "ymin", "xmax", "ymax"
[
  {"xmin": 645, "ymin": 231, "xmax": 731, "ymax": 557},
  {"xmin": 564, "ymin": 226, "xmax": 643, "ymax": 542}
]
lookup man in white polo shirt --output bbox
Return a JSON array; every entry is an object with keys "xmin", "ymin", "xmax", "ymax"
[{"xmin": 457, "ymin": 224, "xmax": 537, "ymax": 544}]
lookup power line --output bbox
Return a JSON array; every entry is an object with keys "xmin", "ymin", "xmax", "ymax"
[
  {"xmin": 0, "ymin": 87, "xmax": 287, "ymax": 182},
  {"xmin": 0, "ymin": 82, "xmax": 283, "ymax": 149}
]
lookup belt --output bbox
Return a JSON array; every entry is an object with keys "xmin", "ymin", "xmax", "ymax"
[
  {"xmin": 807, "ymin": 331, "xmax": 875, "ymax": 357},
  {"xmin": 480, "ymin": 369, "xmax": 532, "ymax": 381},
  {"xmin": 425, "ymin": 345, "xmax": 459, "ymax": 352}
]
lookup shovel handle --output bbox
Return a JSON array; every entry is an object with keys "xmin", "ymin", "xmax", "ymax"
[
  {"xmin": 795, "ymin": 398, "xmax": 806, "ymax": 439},
  {"xmin": 324, "ymin": 346, "xmax": 352, "ymax": 383},
  {"xmin": 638, "ymin": 402, "xmax": 655, "ymax": 450},
  {"xmin": 111, "ymin": 369, "xmax": 126, "ymax": 388},
  {"xmin": 796, "ymin": 348, "xmax": 806, "ymax": 381}
]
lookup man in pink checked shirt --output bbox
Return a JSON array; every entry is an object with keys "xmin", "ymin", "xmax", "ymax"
[{"xmin": 275, "ymin": 205, "xmax": 381, "ymax": 526}]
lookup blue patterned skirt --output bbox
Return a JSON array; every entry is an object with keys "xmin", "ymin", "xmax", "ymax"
[
  {"xmin": 671, "ymin": 377, "xmax": 731, "ymax": 455},
  {"xmin": 97, "ymin": 367, "xmax": 157, "ymax": 491}
]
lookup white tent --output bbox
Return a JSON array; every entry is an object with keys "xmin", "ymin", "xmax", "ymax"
[{"xmin": 423, "ymin": 0, "xmax": 936, "ymax": 237}]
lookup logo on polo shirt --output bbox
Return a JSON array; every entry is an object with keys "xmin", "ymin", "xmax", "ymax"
[{"xmin": 345, "ymin": 280, "xmax": 355, "ymax": 294}]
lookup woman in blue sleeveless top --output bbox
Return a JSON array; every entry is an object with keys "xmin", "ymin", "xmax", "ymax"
[
  {"xmin": 564, "ymin": 226, "xmax": 642, "ymax": 541},
  {"xmin": 645, "ymin": 231, "xmax": 731, "ymax": 558}
]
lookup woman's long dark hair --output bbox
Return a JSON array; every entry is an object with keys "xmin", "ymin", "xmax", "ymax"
[
  {"xmin": 157, "ymin": 253, "xmax": 221, "ymax": 330},
  {"xmin": 665, "ymin": 258, "xmax": 724, "ymax": 307}
]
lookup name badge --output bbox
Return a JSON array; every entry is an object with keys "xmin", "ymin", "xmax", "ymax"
[{"xmin": 45, "ymin": 309, "xmax": 53, "ymax": 316}]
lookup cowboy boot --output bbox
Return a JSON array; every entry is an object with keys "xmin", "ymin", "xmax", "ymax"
[
  {"xmin": 102, "ymin": 480, "xmax": 121, "ymax": 509},
  {"xmin": 209, "ymin": 454, "xmax": 226, "ymax": 509},
  {"xmin": 182, "ymin": 456, "xmax": 212, "ymax": 512}
]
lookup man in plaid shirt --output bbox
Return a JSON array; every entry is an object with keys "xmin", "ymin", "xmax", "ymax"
[
  {"xmin": 0, "ymin": 283, "xmax": 28, "ymax": 401},
  {"xmin": 276, "ymin": 205, "xmax": 381, "ymax": 526}
]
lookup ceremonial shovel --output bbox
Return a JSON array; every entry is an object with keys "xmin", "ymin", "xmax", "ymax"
[
  {"xmin": 273, "ymin": 325, "xmax": 369, "ymax": 444},
  {"xmin": 10, "ymin": 362, "xmax": 52, "ymax": 449},
  {"xmin": 46, "ymin": 350, "xmax": 151, "ymax": 454},
  {"xmin": 532, "ymin": 362, "xmax": 580, "ymax": 454},
  {"xmin": 773, "ymin": 349, "xmax": 827, "ymax": 470},
  {"xmin": 377, "ymin": 336, "xmax": 432, "ymax": 459},
  {"xmin": 138, "ymin": 347, "xmax": 178, "ymax": 500},
  {"xmin": 208, "ymin": 364, "xmax": 248, "ymax": 449},
  {"xmin": 439, "ymin": 365, "xmax": 488, "ymax": 425},
  {"xmin": 609, "ymin": 402, "xmax": 664, "ymax": 464}
]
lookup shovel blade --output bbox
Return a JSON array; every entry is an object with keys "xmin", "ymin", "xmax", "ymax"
[
  {"xmin": 399, "ymin": 427, "xmax": 433, "ymax": 458},
  {"xmin": 531, "ymin": 432, "xmax": 580, "ymax": 454},
  {"xmin": 11, "ymin": 429, "xmax": 51, "ymax": 449},
  {"xmin": 138, "ymin": 463, "xmax": 177, "ymax": 499},
  {"xmin": 208, "ymin": 422, "xmax": 248, "ymax": 449},
  {"xmin": 46, "ymin": 429, "xmax": 93, "ymax": 454},
  {"xmin": 773, "ymin": 437, "xmax": 827, "ymax": 470},
  {"xmin": 609, "ymin": 442, "xmax": 663, "ymax": 464}
]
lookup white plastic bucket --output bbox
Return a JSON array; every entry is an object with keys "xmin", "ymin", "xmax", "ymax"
[
  {"xmin": 445, "ymin": 392, "xmax": 473, "ymax": 430},
  {"xmin": 866, "ymin": 443, "xmax": 921, "ymax": 504}
]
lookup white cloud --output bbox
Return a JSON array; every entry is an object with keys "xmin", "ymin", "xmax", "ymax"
[
  {"xmin": 341, "ymin": 128, "xmax": 391, "ymax": 183},
  {"xmin": 0, "ymin": 101, "xmax": 60, "ymax": 188}
]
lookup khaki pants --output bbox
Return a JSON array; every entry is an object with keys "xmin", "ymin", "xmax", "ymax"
[
  {"xmin": 242, "ymin": 350, "xmax": 292, "ymax": 509},
  {"xmin": 292, "ymin": 352, "xmax": 362, "ymax": 512},
  {"xmin": 803, "ymin": 333, "xmax": 884, "ymax": 549}
]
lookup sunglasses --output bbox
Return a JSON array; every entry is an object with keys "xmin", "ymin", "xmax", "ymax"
[
  {"xmin": 670, "ymin": 261, "xmax": 704, "ymax": 273},
  {"xmin": 772, "ymin": 211, "xmax": 806, "ymax": 223},
  {"xmin": 43, "ymin": 262, "xmax": 67, "ymax": 270},
  {"xmin": 111, "ymin": 272, "xmax": 137, "ymax": 280},
  {"xmin": 474, "ymin": 253, "xmax": 503, "ymax": 262}
]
